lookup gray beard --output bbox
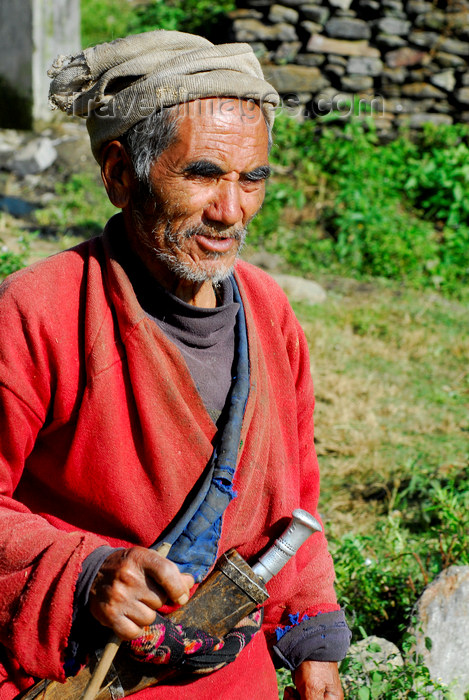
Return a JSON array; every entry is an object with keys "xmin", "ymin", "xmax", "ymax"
[
  {"xmin": 155, "ymin": 221, "xmax": 247, "ymax": 284},
  {"xmin": 152, "ymin": 250, "xmax": 237, "ymax": 284},
  {"xmin": 134, "ymin": 210, "xmax": 247, "ymax": 284}
]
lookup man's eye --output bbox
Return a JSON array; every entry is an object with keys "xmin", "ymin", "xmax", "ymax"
[
  {"xmin": 245, "ymin": 176, "xmax": 266, "ymax": 183},
  {"xmin": 244, "ymin": 168, "xmax": 271, "ymax": 183},
  {"xmin": 242, "ymin": 175, "xmax": 268, "ymax": 185}
]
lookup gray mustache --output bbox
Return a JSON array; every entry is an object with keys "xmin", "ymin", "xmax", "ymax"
[{"xmin": 182, "ymin": 224, "xmax": 247, "ymax": 242}]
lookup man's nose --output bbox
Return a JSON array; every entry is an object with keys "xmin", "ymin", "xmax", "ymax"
[{"xmin": 204, "ymin": 180, "xmax": 243, "ymax": 227}]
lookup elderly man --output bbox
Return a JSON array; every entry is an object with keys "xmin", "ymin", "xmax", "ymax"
[{"xmin": 0, "ymin": 30, "xmax": 350, "ymax": 699}]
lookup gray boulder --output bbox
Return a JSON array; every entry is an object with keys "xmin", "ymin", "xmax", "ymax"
[
  {"xmin": 227, "ymin": 8, "xmax": 263, "ymax": 20},
  {"xmin": 269, "ymin": 4, "xmax": 299, "ymax": 24},
  {"xmin": 329, "ymin": 0, "xmax": 353, "ymax": 9},
  {"xmin": 0, "ymin": 129, "xmax": 23, "ymax": 169},
  {"xmin": 300, "ymin": 5, "xmax": 330, "ymax": 24},
  {"xmin": 341, "ymin": 74, "xmax": 374, "ymax": 91},
  {"xmin": 456, "ymin": 88, "xmax": 469, "ymax": 105},
  {"xmin": 382, "ymin": 0, "xmax": 404, "ymax": 11},
  {"xmin": 376, "ymin": 33, "xmax": 407, "ymax": 49},
  {"xmin": 246, "ymin": 251, "xmax": 284, "ymax": 271},
  {"xmin": 385, "ymin": 47, "xmax": 429, "ymax": 68},
  {"xmin": 385, "ymin": 97, "xmax": 435, "ymax": 113},
  {"xmin": 375, "ymin": 17, "xmax": 411, "ymax": 36},
  {"xmin": 358, "ymin": 0, "xmax": 380, "ymax": 11},
  {"xmin": 328, "ymin": 54, "xmax": 348, "ymax": 66},
  {"xmin": 402, "ymin": 82, "xmax": 446, "ymax": 99},
  {"xmin": 307, "ymin": 35, "xmax": 380, "ymax": 57},
  {"xmin": 415, "ymin": 10, "xmax": 447, "ymax": 31},
  {"xmin": 440, "ymin": 37, "xmax": 469, "ymax": 57},
  {"xmin": 326, "ymin": 63, "xmax": 346, "ymax": 79},
  {"xmin": 430, "ymin": 70, "xmax": 456, "ymax": 92},
  {"xmin": 413, "ymin": 566, "xmax": 469, "ymax": 699},
  {"xmin": 382, "ymin": 66, "xmax": 407, "ymax": 84},
  {"xmin": 274, "ymin": 41, "xmax": 303, "ymax": 64},
  {"xmin": 397, "ymin": 113, "xmax": 453, "ymax": 127},
  {"xmin": 296, "ymin": 53, "xmax": 326, "ymax": 67},
  {"xmin": 8, "ymin": 137, "xmax": 57, "ymax": 176},
  {"xmin": 342, "ymin": 636, "xmax": 403, "ymax": 694},
  {"xmin": 271, "ymin": 274, "xmax": 327, "ymax": 305},
  {"xmin": 346, "ymin": 56, "xmax": 383, "ymax": 76},
  {"xmin": 409, "ymin": 30, "xmax": 440, "ymax": 48},
  {"xmin": 407, "ymin": 0, "xmax": 433, "ymax": 12},
  {"xmin": 233, "ymin": 19, "xmax": 298, "ymax": 42},
  {"xmin": 300, "ymin": 20, "xmax": 324, "ymax": 37},
  {"xmin": 347, "ymin": 636, "xmax": 403, "ymax": 671},
  {"xmin": 263, "ymin": 64, "xmax": 329, "ymax": 93},
  {"xmin": 435, "ymin": 51, "xmax": 467, "ymax": 68},
  {"xmin": 325, "ymin": 17, "xmax": 371, "ymax": 40}
]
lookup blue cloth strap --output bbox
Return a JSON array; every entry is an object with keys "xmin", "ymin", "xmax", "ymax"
[{"xmin": 150, "ymin": 276, "xmax": 250, "ymax": 582}]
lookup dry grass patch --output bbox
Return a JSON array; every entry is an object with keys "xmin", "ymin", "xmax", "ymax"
[{"xmin": 293, "ymin": 280, "xmax": 469, "ymax": 537}]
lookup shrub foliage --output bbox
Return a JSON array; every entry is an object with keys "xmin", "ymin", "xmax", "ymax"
[
  {"xmin": 82, "ymin": 0, "xmax": 234, "ymax": 47},
  {"xmin": 250, "ymin": 115, "xmax": 469, "ymax": 298}
]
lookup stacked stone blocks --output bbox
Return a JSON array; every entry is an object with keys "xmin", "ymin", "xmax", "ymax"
[{"xmin": 228, "ymin": 0, "xmax": 469, "ymax": 131}]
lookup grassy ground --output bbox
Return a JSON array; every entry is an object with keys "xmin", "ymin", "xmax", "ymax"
[
  {"xmin": 294, "ymin": 279, "xmax": 468, "ymax": 537},
  {"xmin": 276, "ymin": 279, "xmax": 468, "ymax": 697}
]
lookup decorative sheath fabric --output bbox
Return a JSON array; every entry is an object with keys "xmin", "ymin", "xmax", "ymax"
[
  {"xmin": 0, "ymin": 214, "xmax": 340, "ymax": 699},
  {"xmin": 128, "ymin": 608, "xmax": 263, "ymax": 674},
  {"xmin": 47, "ymin": 30, "xmax": 280, "ymax": 161}
]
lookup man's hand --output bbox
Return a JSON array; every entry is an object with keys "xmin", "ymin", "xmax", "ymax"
[
  {"xmin": 89, "ymin": 546, "xmax": 194, "ymax": 641},
  {"xmin": 283, "ymin": 661, "xmax": 343, "ymax": 700}
]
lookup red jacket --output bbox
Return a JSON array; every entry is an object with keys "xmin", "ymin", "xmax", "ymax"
[{"xmin": 0, "ymin": 217, "xmax": 338, "ymax": 698}]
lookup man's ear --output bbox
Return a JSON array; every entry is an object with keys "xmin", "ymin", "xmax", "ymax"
[{"xmin": 101, "ymin": 141, "xmax": 134, "ymax": 209}]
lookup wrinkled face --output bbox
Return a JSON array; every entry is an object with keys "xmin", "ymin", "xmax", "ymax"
[{"xmin": 130, "ymin": 98, "xmax": 270, "ymax": 285}]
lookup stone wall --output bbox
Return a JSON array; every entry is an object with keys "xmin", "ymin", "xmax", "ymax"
[{"xmin": 227, "ymin": 0, "xmax": 469, "ymax": 132}]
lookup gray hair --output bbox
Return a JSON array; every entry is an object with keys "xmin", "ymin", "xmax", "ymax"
[
  {"xmin": 120, "ymin": 105, "xmax": 180, "ymax": 187},
  {"xmin": 121, "ymin": 103, "xmax": 272, "ymax": 187}
]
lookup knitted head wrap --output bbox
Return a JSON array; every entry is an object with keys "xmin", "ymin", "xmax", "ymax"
[{"xmin": 48, "ymin": 30, "xmax": 279, "ymax": 162}]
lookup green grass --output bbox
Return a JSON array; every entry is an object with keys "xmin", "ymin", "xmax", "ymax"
[
  {"xmin": 0, "ymin": 236, "xmax": 30, "ymax": 278},
  {"xmin": 35, "ymin": 172, "xmax": 116, "ymax": 237},
  {"xmin": 250, "ymin": 114, "xmax": 469, "ymax": 300},
  {"xmin": 81, "ymin": 0, "xmax": 135, "ymax": 47},
  {"xmin": 293, "ymin": 283, "xmax": 468, "ymax": 530},
  {"xmin": 287, "ymin": 280, "xmax": 468, "ymax": 697}
]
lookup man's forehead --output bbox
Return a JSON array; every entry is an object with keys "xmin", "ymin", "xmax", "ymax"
[
  {"xmin": 160, "ymin": 96, "xmax": 269, "ymax": 169},
  {"xmin": 174, "ymin": 96, "xmax": 265, "ymax": 128}
]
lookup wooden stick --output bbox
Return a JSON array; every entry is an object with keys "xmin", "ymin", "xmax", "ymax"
[{"xmin": 80, "ymin": 542, "xmax": 172, "ymax": 700}]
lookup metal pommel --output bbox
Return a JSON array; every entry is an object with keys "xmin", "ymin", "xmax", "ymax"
[{"xmin": 251, "ymin": 509, "xmax": 322, "ymax": 583}]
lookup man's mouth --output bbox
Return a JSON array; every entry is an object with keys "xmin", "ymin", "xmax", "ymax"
[{"xmin": 193, "ymin": 234, "xmax": 236, "ymax": 253}]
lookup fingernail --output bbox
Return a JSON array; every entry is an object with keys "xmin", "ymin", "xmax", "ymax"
[{"xmin": 178, "ymin": 593, "xmax": 189, "ymax": 605}]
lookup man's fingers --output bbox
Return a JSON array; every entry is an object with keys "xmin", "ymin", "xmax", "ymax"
[
  {"xmin": 91, "ymin": 591, "xmax": 158, "ymax": 631},
  {"xmin": 122, "ymin": 599, "xmax": 158, "ymax": 628},
  {"xmin": 107, "ymin": 612, "xmax": 151, "ymax": 641},
  {"xmin": 89, "ymin": 546, "xmax": 194, "ymax": 633},
  {"xmin": 143, "ymin": 553, "xmax": 194, "ymax": 605}
]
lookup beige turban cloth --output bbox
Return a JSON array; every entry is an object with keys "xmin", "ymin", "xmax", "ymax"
[{"xmin": 48, "ymin": 30, "xmax": 280, "ymax": 162}]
